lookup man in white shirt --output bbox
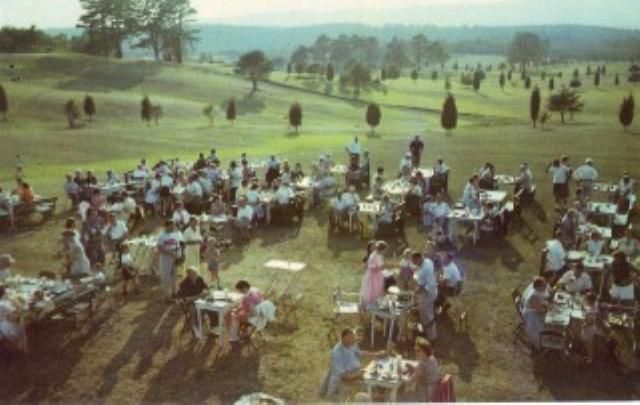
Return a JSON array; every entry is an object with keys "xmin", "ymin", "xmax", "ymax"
[
  {"xmin": 105, "ymin": 170, "xmax": 120, "ymax": 186},
  {"xmin": 431, "ymin": 192, "xmax": 451, "ymax": 232},
  {"xmin": 546, "ymin": 232, "xmax": 567, "ymax": 274},
  {"xmin": 198, "ymin": 171, "xmax": 213, "ymax": 196},
  {"xmin": 132, "ymin": 164, "xmax": 148, "ymax": 181},
  {"xmin": 441, "ymin": 252, "xmax": 462, "ymax": 290},
  {"xmin": 233, "ymin": 197, "xmax": 254, "ymax": 240},
  {"xmin": 399, "ymin": 153, "xmax": 413, "ymax": 180},
  {"xmin": 187, "ymin": 176, "xmax": 204, "ymax": 200},
  {"xmin": 346, "ymin": 136, "xmax": 362, "ymax": 164},
  {"xmin": 462, "ymin": 175, "xmax": 481, "ymax": 211},
  {"xmin": 547, "ymin": 159, "xmax": 569, "ymax": 209},
  {"xmin": 573, "ymin": 158, "xmax": 598, "ymax": 197},
  {"xmin": 329, "ymin": 194, "xmax": 345, "ymax": 231},
  {"xmin": 557, "ymin": 263, "xmax": 592, "ymax": 295},
  {"xmin": 412, "ymin": 252, "xmax": 438, "ymax": 340},
  {"xmin": 105, "ymin": 213, "xmax": 128, "ymax": 254},
  {"xmin": 275, "ymin": 182, "xmax": 294, "ymax": 206},
  {"xmin": 64, "ymin": 174, "xmax": 80, "ymax": 206},
  {"xmin": 515, "ymin": 163, "xmax": 534, "ymax": 195},
  {"xmin": 172, "ymin": 202, "xmax": 191, "ymax": 230}
]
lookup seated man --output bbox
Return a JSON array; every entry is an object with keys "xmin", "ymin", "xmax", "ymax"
[
  {"xmin": 558, "ymin": 209, "xmax": 579, "ymax": 248},
  {"xmin": 272, "ymin": 181, "xmax": 296, "ymax": 222},
  {"xmin": 583, "ymin": 231, "xmax": 605, "ymax": 257},
  {"xmin": 376, "ymin": 194, "xmax": 395, "ymax": 233},
  {"xmin": 341, "ymin": 186, "xmax": 359, "ymax": 213},
  {"xmin": 615, "ymin": 172, "xmax": 634, "ymax": 203},
  {"xmin": 430, "ymin": 192, "xmax": 451, "ymax": 233},
  {"xmin": 480, "ymin": 202, "xmax": 502, "ymax": 235},
  {"xmin": 461, "ymin": 175, "xmax": 481, "ymax": 211},
  {"xmin": 176, "ymin": 267, "xmax": 209, "ymax": 335},
  {"xmin": 422, "ymin": 195, "xmax": 435, "ymax": 229},
  {"xmin": 186, "ymin": 175, "xmax": 204, "ymax": 212},
  {"xmin": 64, "ymin": 174, "xmax": 80, "ymax": 207},
  {"xmin": 514, "ymin": 163, "xmax": 534, "ymax": 196},
  {"xmin": 329, "ymin": 193, "xmax": 345, "ymax": 231},
  {"xmin": 232, "ymin": 197, "xmax": 254, "ymax": 240},
  {"xmin": 557, "ymin": 262, "xmax": 592, "ymax": 295},
  {"xmin": 131, "ymin": 164, "xmax": 148, "ymax": 181},
  {"xmin": 478, "ymin": 163, "xmax": 496, "ymax": 190},
  {"xmin": 311, "ymin": 173, "xmax": 337, "ymax": 206},
  {"xmin": 432, "ymin": 157, "xmax": 450, "ymax": 194},
  {"xmin": 405, "ymin": 178, "xmax": 423, "ymax": 216},
  {"xmin": 609, "ymin": 251, "xmax": 635, "ymax": 302},
  {"xmin": 439, "ymin": 252, "xmax": 462, "ymax": 298},
  {"xmin": 321, "ymin": 328, "xmax": 365, "ymax": 400},
  {"xmin": 371, "ymin": 175, "xmax": 385, "ymax": 201},
  {"xmin": 399, "ymin": 153, "xmax": 413, "ymax": 181}
]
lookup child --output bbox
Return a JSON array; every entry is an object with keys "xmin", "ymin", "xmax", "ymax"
[
  {"xmin": 206, "ymin": 246, "xmax": 221, "ymax": 290},
  {"xmin": 120, "ymin": 244, "xmax": 139, "ymax": 295}
]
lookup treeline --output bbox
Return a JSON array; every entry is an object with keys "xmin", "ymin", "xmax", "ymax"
[
  {"xmin": 0, "ymin": 26, "xmax": 68, "ymax": 53},
  {"xmin": 288, "ymin": 34, "xmax": 449, "ymax": 74}
]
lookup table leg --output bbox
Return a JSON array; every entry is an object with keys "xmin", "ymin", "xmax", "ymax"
[
  {"xmin": 371, "ymin": 312, "xmax": 375, "ymax": 348},
  {"xmin": 218, "ymin": 308, "xmax": 226, "ymax": 346},
  {"xmin": 196, "ymin": 306, "xmax": 203, "ymax": 339},
  {"xmin": 473, "ymin": 222, "xmax": 479, "ymax": 245},
  {"xmin": 388, "ymin": 317, "xmax": 395, "ymax": 352},
  {"xmin": 390, "ymin": 387, "xmax": 398, "ymax": 402},
  {"xmin": 367, "ymin": 384, "xmax": 373, "ymax": 402}
]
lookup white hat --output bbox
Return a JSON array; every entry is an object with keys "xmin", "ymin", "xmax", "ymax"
[{"xmin": 585, "ymin": 158, "xmax": 593, "ymax": 164}]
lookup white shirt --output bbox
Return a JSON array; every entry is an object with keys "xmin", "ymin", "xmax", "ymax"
[
  {"xmin": 237, "ymin": 205, "xmax": 254, "ymax": 221},
  {"xmin": 246, "ymin": 189, "xmax": 260, "ymax": 205},
  {"xmin": 275, "ymin": 186, "xmax": 294, "ymax": 205},
  {"xmin": 585, "ymin": 239, "xmax": 604, "ymax": 257},
  {"xmin": 341, "ymin": 192, "xmax": 359, "ymax": 209},
  {"xmin": 574, "ymin": 164, "xmax": 598, "ymax": 182},
  {"xmin": 160, "ymin": 175, "xmax": 174, "ymax": 188},
  {"xmin": 188, "ymin": 181, "xmax": 203, "ymax": 198},
  {"xmin": 434, "ymin": 163, "xmax": 449, "ymax": 174},
  {"xmin": 548, "ymin": 166, "xmax": 567, "ymax": 184},
  {"xmin": 330, "ymin": 197, "xmax": 343, "ymax": 211},
  {"xmin": 558, "ymin": 271, "xmax": 592, "ymax": 294},
  {"xmin": 132, "ymin": 169, "xmax": 148, "ymax": 180},
  {"xmin": 173, "ymin": 209, "xmax": 191, "ymax": 227},
  {"xmin": 462, "ymin": 183, "xmax": 478, "ymax": 208},
  {"xmin": 416, "ymin": 259, "xmax": 438, "ymax": 296},
  {"xmin": 431, "ymin": 202, "xmax": 450, "ymax": 218},
  {"xmin": 183, "ymin": 225, "xmax": 202, "ymax": 243},
  {"xmin": 229, "ymin": 167, "xmax": 243, "ymax": 188},
  {"xmin": 107, "ymin": 220, "xmax": 128, "ymax": 241},
  {"xmin": 546, "ymin": 239, "xmax": 566, "ymax": 271},
  {"xmin": 0, "ymin": 267, "xmax": 11, "ymax": 282},
  {"xmin": 348, "ymin": 142, "xmax": 362, "ymax": 155},
  {"xmin": 442, "ymin": 262, "xmax": 461, "ymax": 288}
]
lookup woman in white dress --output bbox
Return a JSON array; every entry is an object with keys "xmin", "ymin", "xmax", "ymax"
[{"xmin": 182, "ymin": 217, "xmax": 203, "ymax": 275}]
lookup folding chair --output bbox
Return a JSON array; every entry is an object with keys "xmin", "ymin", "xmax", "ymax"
[
  {"xmin": 511, "ymin": 288, "xmax": 529, "ymax": 348},
  {"xmin": 327, "ymin": 288, "xmax": 360, "ymax": 347}
]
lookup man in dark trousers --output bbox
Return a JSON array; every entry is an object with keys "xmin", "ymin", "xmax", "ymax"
[{"xmin": 409, "ymin": 135, "xmax": 424, "ymax": 168}]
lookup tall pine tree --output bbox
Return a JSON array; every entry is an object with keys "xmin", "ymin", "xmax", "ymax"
[
  {"xmin": 288, "ymin": 101, "xmax": 302, "ymax": 133},
  {"xmin": 0, "ymin": 85, "xmax": 7, "ymax": 121},
  {"xmin": 441, "ymin": 93, "xmax": 458, "ymax": 135},
  {"xmin": 365, "ymin": 103, "xmax": 382, "ymax": 136},
  {"xmin": 226, "ymin": 98, "xmax": 236, "ymax": 125},
  {"xmin": 83, "ymin": 95, "xmax": 96, "ymax": 122},
  {"xmin": 619, "ymin": 93, "xmax": 635, "ymax": 130},
  {"xmin": 530, "ymin": 86, "xmax": 541, "ymax": 128},
  {"xmin": 499, "ymin": 71, "xmax": 505, "ymax": 92},
  {"xmin": 141, "ymin": 95, "xmax": 152, "ymax": 126}
]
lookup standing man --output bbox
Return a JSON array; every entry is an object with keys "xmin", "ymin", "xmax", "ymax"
[
  {"xmin": 346, "ymin": 136, "xmax": 362, "ymax": 165},
  {"xmin": 547, "ymin": 159, "xmax": 569, "ymax": 210},
  {"xmin": 412, "ymin": 251, "xmax": 438, "ymax": 341},
  {"xmin": 409, "ymin": 135, "xmax": 424, "ymax": 168},
  {"xmin": 573, "ymin": 158, "xmax": 598, "ymax": 198},
  {"xmin": 561, "ymin": 155, "xmax": 573, "ymax": 203},
  {"xmin": 157, "ymin": 220, "xmax": 183, "ymax": 301}
]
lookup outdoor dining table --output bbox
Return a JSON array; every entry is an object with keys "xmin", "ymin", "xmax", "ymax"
[
  {"xmin": 587, "ymin": 202, "xmax": 617, "ymax": 226},
  {"xmin": 382, "ymin": 180, "xmax": 411, "ymax": 198},
  {"xmin": 263, "ymin": 260, "xmax": 306, "ymax": 298},
  {"xmin": 125, "ymin": 235, "xmax": 159, "ymax": 275},
  {"xmin": 578, "ymin": 223, "xmax": 612, "ymax": 240},
  {"xmin": 330, "ymin": 164, "xmax": 348, "ymax": 175},
  {"xmin": 542, "ymin": 291, "xmax": 585, "ymax": 350},
  {"xmin": 447, "ymin": 208, "xmax": 484, "ymax": 245},
  {"xmin": 479, "ymin": 190, "xmax": 508, "ymax": 206},
  {"xmin": 495, "ymin": 174, "xmax": 516, "ymax": 186},
  {"xmin": 362, "ymin": 356, "xmax": 418, "ymax": 402},
  {"xmin": 413, "ymin": 167, "xmax": 434, "ymax": 179},
  {"xmin": 592, "ymin": 182, "xmax": 619, "ymax": 194},
  {"xmin": 367, "ymin": 294, "xmax": 409, "ymax": 351},
  {"xmin": 194, "ymin": 290, "xmax": 243, "ymax": 340}
]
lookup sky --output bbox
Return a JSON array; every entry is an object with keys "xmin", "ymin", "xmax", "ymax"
[{"xmin": 0, "ymin": 0, "xmax": 639, "ymax": 29}]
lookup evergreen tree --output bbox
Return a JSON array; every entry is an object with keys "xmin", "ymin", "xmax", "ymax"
[
  {"xmin": 381, "ymin": 68, "xmax": 387, "ymax": 81},
  {"xmin": 286, "ymin": 63, "xmax": 292, "ymax": 74},
  {"xmin": 83, "ymin": 95, "xmax": 96, "ymax": 122},
  {"xmin": 549, "ymin": 77, "xmax": 555, "ymax": 90},
  {"xmin": 524, "ymin": 76, "xmax": 531, "ymax": 89},
  {"xmin": 365, "ymin": 103, "xmax": 381, "ymax": 135},
  {"xmin": 0, "ymin": 85, "xmax": 7, "ymax": 121},
  {"xmin": 431, "ymin": 70, "xmax": 438, "ymax": 80},
  {"xmin": 326, "ymin": 63, "xmax": 335, "ymax": 82},
  {"xmin": 203, "ymin": 103, "xmax": 214, "ymax": 126},
  {"xmin": 541, "ymin": 71, "xmax": 546, "ymax": 80},
  {"xmin": 530, "ymin": 86, "xmax": 541, "ymax": 128},
  {"xmin": 573, "ymin": 68, "xmax": 579, "ymax": 78},
  {"xmin": 499, "ymin": 71, "xmax": 505, "ymax": 91},
  {"xmin": 507, "ymin": 70, "xmax": 513, "ymax": 81},
  {"xmin": 472, "ymin": 70, "xmax": 482, "ymax": 92},
  {"xmin": 236, "ymin": 50, "xmax": 273, "ymax": 93},
  {"xmin": 64, "ymin": 99, "xmax": 80, "ymax": 129},
  {"xmin": 444, "ymin": 78, "xmax": 452, "ymax": 90},
  {"xmin": 452, "ymin": 61, "xmax": 458, "ymax": 70},
  {"xmin": 602, "ymin": 65, "xmax": 607, "ymax": 75},
  {"xmin": 226, "ymin": 98, "xmax": 236, "ymax": 124},
  {"xmin": 615, "ymin": 74, "xmax": 620, "ymax": 86},
  {"xmin": 288, "ymin": 101, "xmax": 302, "ymax": 133},
  {"xmin": 619, "ymin": 93, "xmax": 635, "ymax": 130},
  {"xmin": 141, "ymin": 95, "xmax": 152, "ymax": 126},
  {"xmin": 411, "ymin": 69, "xmax": 418, "ymax": 80},
  {"xmin": 594, "ymin": 71, "xmax": 600, "ymax": 87},
  {"xmin": 586, "ymin": 65, "xmax": 592, "ymax": 76},
  {"xmin": 441, "ymin": 93, "xmax": 458, "ymax": 135}
]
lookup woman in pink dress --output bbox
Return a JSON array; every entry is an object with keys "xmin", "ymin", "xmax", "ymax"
[
  {"xmin": 360, "ymin": 241, "xmax": 388, "ymax": 309},
  {"xmin": 226, "ymin": 280, "xmax": 263, "ymax": 342}
]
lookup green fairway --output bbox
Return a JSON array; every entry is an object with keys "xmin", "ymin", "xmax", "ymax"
[{"xmin": 0, "ymin": 53, "xmax": 639, "ymax": 402}]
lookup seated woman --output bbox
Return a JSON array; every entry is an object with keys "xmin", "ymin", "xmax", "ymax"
[
  {"xmin": 403, "ymin": 337, "xmax": 440, "ymax": 402},
  {"xmin": 226, "ymin": 280, "xmax": 263, "ymax": 343},
  {"xmin": 523, "ymin": 277, "xmax": 549, "ymax": 349},
  {"xmin": 609, "ymin": 251, "xmax": 635, "ymax": 302},
  {"xmin": 617, "ymin": 226, "xmax": 639, "ymax": 263},
  {"xmin": 405, "ymin": 178, "xmax": 423, "ymax": 216}
]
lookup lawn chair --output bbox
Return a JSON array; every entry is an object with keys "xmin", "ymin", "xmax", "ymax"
[
  {"xmin": 511, "ymin": 287, "xmax": 529, "ymax": 348},
  {"xmin": 240, "ymin": 300, "xmax": 277, "ymax": 351},
  {"xmin": 327, "ymin": 288, "xmax": 360, "ymax": 347}
]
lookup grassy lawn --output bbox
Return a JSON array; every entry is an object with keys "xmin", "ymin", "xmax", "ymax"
[{"xmin": 0, "ymin": 53, "xmax": 639, "ymax": 402}]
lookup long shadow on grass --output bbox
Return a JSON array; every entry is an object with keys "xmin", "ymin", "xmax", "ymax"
[
  {"xmin": 532, "ymin": 352, "xmax": 635, "ymax": 400},
  {"xmin": 0, "ymin": 300, "xmax": 118, "ymax": 402},
  {"xmin": 457, "ymin": 236, "xmax": 526, "ymax": 272},
  {"xmin": 96, "ymin": 298, "xmax": 180, "ymax": 398},
  {"xmin": 434, "ymin": 315, "xmax": 480, "ymax": 383},
  {"xmin": 51, "ymin": 59, "xmax": 162, "ymax": 92},
  {"xmin": 141, "ymin": 343, "xmax": 262, "ymax": 403}
]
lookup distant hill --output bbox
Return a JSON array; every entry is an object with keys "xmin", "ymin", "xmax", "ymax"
[{"xmin": 46, "ymin": 23, "xmax": 640, "ymax": 61}]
